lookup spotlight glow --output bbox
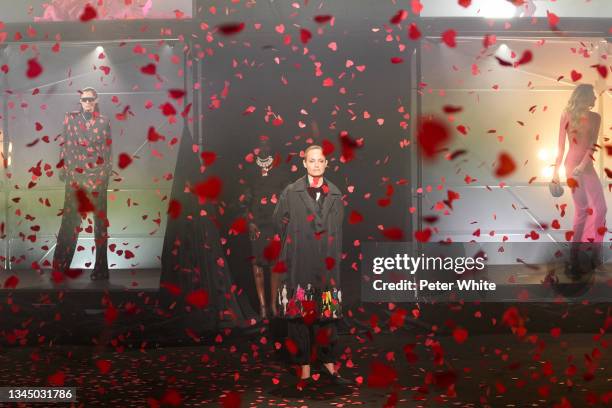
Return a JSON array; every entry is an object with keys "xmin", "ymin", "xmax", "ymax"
[
  {"xmin": 95, "ymin": 45, "xmax": 104, "ymax": 53},
  {"xmin": 537, "ymin": 149, "xmax": 549, "ymax": 161},
  {"xmin": 479, "ymin": 0, "xmax": 517, "ymax": 18}
]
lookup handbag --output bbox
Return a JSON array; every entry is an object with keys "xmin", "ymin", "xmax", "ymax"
[{"xmin": 548, "ymin": 181, "xmax": 564, "ymax": 198}]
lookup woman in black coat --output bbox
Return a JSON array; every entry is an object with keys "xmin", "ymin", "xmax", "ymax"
[{"xmin": 273, "ymin": 145, "xmax": 351, "ymax": 388}]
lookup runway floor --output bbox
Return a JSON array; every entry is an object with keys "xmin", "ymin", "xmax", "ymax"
[{"xmin": 0, "ymin": 330, "xmax": 608, "ymax": 407}]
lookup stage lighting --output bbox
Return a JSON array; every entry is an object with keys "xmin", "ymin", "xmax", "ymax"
[
  {"xmin": 480, "ymin": 0, "xmax": 517, "ymax": 19},
  {"xmin": 537, "ymin": 149, "xmax": 549, "ymax": 161},
  {"xmin": 96, "ymin": 45, "xmax": 104, "ymax": 53},
  {"xmin": 494, "ymin": 43, "xmax": 514, "ymax": 62}
]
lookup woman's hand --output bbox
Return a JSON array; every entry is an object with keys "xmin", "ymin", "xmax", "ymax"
[{"xmin": 551, "ymin": 172, "xmax": 560, "ymax": 185}]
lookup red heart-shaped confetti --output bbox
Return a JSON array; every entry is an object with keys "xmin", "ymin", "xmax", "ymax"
[
  {"xmin": 26, "ymin": 58, "xmax": 43, "ymax": 78},
  {"xmin": 494, "ymin": 152, "xmax": 516, "ymax": 177},
  {"xmin": 79, "ymin": 4, "xmax": 98, "ymax": 22},
  {"xmin": 118, "ymin": 153, "xmax": 133, "ymax": 169},
  {"xmin": 140, "ymin": 63, "xmax": 157, "ymax": 75},
  {"xmin": 441, "ymin": 29, "xmax": 457, "ymax": 47},
  {"xmin": 186, "ymin": 289, "xmax": 209, "ymax": 309},
  {"xmin": 218, "ymin": 22, "xmax": 245, "ymax": 36}
]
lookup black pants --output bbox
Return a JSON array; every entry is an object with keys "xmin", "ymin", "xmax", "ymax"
[
  {"xmin": 287, "ymin": 319, "xmax": 340, "ymax": 365},
  {"xmin": 53, "ymin": 181, "xmax": 109, "ymax": 272}
]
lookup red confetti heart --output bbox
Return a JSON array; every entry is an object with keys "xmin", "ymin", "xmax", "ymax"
[
  {"xmin": 570, "ymin": 69, "xmax": 582, "ymax": 82},
  {"xmin": 483, "ymin": 34, "xmax": 496, "ymax": 48},
  {"xmin": 339, "ymin": 131, "xmax": 361, "ymax": 162},
  {"xmin": 167, "ymin": 199, "xmax": 182, "ymax": 219},
  {"xmin": 96, "ymin": 359, "xmax": 112, "ymax": 374},
  {"xmin": 314, "ymin": 15, "xmax": 333, "ymax": 24},
  {"xmin": 160, "ymin": 282, "xmax": 182, "ymax": 296},
  {"xmin": 494, "ymin": 152, "xmax": 516, "ymax": 177},
  {"xmin": 390, "ymin": 10, "xmax": 408, "ymax": 24},
  {"xmin": 118, "ymin": 153, "xmax": 133, "ymax": 169},
  {"xmin": 79, "ymin": 3, "xmax": 98, "ymax": 22},
  {"xmin": 201, "ymin": 151, "xmax": 216, "ymax": 166},
  {"xmin": 453, "ymin": 327, "xmax": 468, "ymax": 344},
  {"xmin": 140, "ymin": 63, "xmax": 157, "ymax": 75},
  {"xmin": 414, "ymin": 228, "xmax": 432, "ymax": 242},
  {"xmin": 324, "ymin": 257, "xmax": 335, "ymax": 270},
  {"xmin": 272, "ymin": 260, "xmax": 287, "ymax": 273},
  {"xmin": 160, "ymin": 102, "xmax": 177, "ymax": 116},
  {"xmin": 104, "ymin": 304, "xmax": 118, "ymax": 325},
  {"xmin": 168, "ymin": 89, "xmax": 185, "ymax": 99},
  {"xmin": 551, "ymin": 219, "xmax": 560, "ymax": 229},
  {"xmin": 147, "ymin": 126, "xmax": 165, "ymax": 142},
  {"xmin": 76, "ymin": 189, "xmax": 95, "ymax": 213},
  {"xmin": 285, "ymin": 338, "xmax": 298, "ymax": 355},
  {"xmin": 26, "ymin": 58, "xmax": 43, "ymax": 78},
  {"xmin": 263, "ymin": 239, "xmax": 281, "ymax": 261},
  {"xmin": 218, "ymin": 22, "xmax": 245, "ymax": 36},
  {"xmin": 48, "ymin": 371, "xmax": 65, "ymax": 386},
  {"xmin": 516, "ymin": 50, "xmax": 533, "ymax": 66},
  {"xmin": 408, "ymin": 23, "xmax": 421, "ymax": 40},
  {"xmin": 321, "ymin": 139, "xmax": 335, "ymax": 156},
  {"xmin": 417, "ymin": 117, "xmax": 451, "ymax": 160},
  {"xmin": 65, "ymin": 268, "xmax": 83, "ymax": 279},
  {"xmin": 220, "ymin": 391, "xmax": 241, "ymax": 408},
  {"xmin": 161, "ymin": 389, "xmax": 182, "ymax": 406},
  {"xmin": 193, "ymin": 176, "xmax": 222, "ymax": 201},
  {"xmin": 382, "ymin": 227, "xmax": 404, "ymax": 241},
  {"xmin": 186, "ymin": 289, "xmax": 209, "ymax": 309},
  {"xmin": 348, "ymin": 210, "xmax": 364, "ymax": 225},
  {"xmin": 443, "ymin": 105, "xmax": 462, "ymax": 114},
  {"xmin": 367, "ymin": 361, "xmax": 398, "ymax": 388},
  {"xmin": 458, "ymin": 0, "xmax": 471, "ymax": 7},
  {"xmin": 592, "ymin": 64, "xmax": 608, "ymax": 79},
  {"xmin": 550, "ymin": 327, "xmax": 561, "ymax": 338},
  {"xmin": 390, "ymin": 57, "xmax": 404, "ymax": 64},
  {"xmin": 547, "ymin": 11, "xmax": 560, "ymax": 27},
  {"xmin": 3, "ymin": 275, "xmax": 19, "ymax": 289},
  {"xmin": 229, "ymin": 217, "xmax": 247, "ymax": 235},
  {"xmin": 300, "ymin": 28, "xmax": 312, "ymax": 44},
  {"xmin": 441, "ymin": 29, "xmax": 457, "ymax": 47}
]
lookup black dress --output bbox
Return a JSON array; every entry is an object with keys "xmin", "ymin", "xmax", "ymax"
[
  {"xmin": 242, "ymin": 154, "xmax": 288, "ymax": 267},
  {"xmin": 272, "ymin": 175, "xmax": 344, "ymax": 322},
  {"xmin": 160, "ymin": 126, "xmax": 255, "ymax": 331}
]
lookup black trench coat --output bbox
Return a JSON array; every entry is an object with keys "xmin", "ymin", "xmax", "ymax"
[{"xmin": 273, "ymin": 175, "xmax": 344, "ymax": 319}]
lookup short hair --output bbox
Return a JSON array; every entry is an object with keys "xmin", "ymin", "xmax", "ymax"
[
  {"xmin": 80, "ymin": 87, "xmax": 98, "ymax": 98},
  {"xmin": 304, "ymin": 144, "xmax": 324, "ymax": 159}
]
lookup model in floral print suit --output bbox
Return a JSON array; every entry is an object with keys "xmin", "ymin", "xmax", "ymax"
[{"xmin": 53, "ymin": 87, "xmax": 112, "ymax": 281}]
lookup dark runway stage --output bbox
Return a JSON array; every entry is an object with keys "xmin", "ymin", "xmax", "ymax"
[
  {"xmin": 0, "ymin": 316, "xmax": 609, "ymax": 407},
  {"xmin": 0, "ymin": 265, "xmax": 610, "ymax": 407}
]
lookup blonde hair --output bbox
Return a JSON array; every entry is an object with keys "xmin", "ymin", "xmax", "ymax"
[
  {"xmin": 304, "ymin": 144, "xmax": 324, "ymax": 159},
  {"xmin": 564, "ymin": 84, "xmax": 594, "ymax": 131}
]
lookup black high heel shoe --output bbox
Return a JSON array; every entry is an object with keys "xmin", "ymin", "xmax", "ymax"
[{"xmin": 320, "ymin": 365, "xmax": 353, "ymax": 385}]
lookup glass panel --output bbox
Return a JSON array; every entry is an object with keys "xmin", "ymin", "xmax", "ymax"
[
  {"xmin": 0, "ymin": 41, "xmax": 184, "ymax": 270},
  {"xmin": 418, "ymin": 36, "xmax": 611, "ymax": 243},
  {"xmin": 421, "ymin": 0, "xmax": 612, "ymax": 18},
  {"xmin": 0, "ymin": 0, "xmax": 192, "ymax": 23}
]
